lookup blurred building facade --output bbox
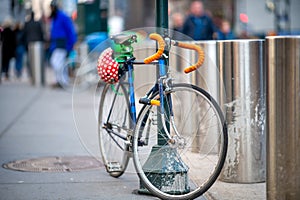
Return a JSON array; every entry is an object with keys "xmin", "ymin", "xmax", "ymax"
[
  {"xmin": 169, "ymin": 0, "xmax": 300, "ymax": 36},
  {"xmin": 109, "ymin": 0, "xmax": 300, "ymax": 36},
  {"xmin": 1, "ymin": 0, "xmax": 299, "ymax": 37}
]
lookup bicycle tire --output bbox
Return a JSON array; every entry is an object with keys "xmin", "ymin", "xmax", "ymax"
[
  {"xmin": 59, "ymin": 59, "xmax": 81, "ymax": 92},
  {"xmin": 98, "ymin": 82, "xmax": 132, "ymax": 178},
  {"xmin": 133, "ymin": 83, "xmax": 228, "ymax": 200}
]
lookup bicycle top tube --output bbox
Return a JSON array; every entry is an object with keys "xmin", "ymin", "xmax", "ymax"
[{"xmin": 118, "ymin": 60, "xmax": 159, "ymax": 65}]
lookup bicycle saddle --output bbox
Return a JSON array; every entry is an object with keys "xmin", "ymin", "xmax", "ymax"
[{"xmin": 111, "ymin": 34, "xmax": 136, "ymax": 45}]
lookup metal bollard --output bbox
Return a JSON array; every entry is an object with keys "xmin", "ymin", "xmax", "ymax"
[
  {"xmin": 217, "ymin": 39, "xmax": 266, "ymax": 183},
  {"xmin": 0, "ymin": 41, "xmax": 2, "ymax": 84},
  {"xmin": 266, "ymin": 36, "xmax": 300, "ymax": 200},
  {"xmin": 192, "ymin": 41, "xmax": 218, "ymax": 101},
  {"xmin": 28, "ymin": 42, "xmax": 44, "ymax": 86},
  {"xmin": 169, "ymin": 40, "xmax": 219, "ymax": 98},
  {"xmin": 186, "ymin": 41, "xmax": 220, "ymax": 154}
]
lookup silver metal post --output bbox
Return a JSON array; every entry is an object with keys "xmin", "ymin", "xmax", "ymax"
[
  {"xmin": 0, "ymin": 41, "xmax": 2, "ymax": 84},
  {"xmin": 28, "ymin": 42, "xmax": 44, "ymax": 86},
  {"xmin": 218, "ymin": 39, "xmax": 266, "ymax": 183},
  {"xmin": 266, "ymin": 36, "xmax": 300, "ymax": 200}
]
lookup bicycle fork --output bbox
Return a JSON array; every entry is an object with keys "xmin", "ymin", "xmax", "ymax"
[
  {"xmin": 138, "ymin": 58, "xmax": 185, "ymax": 146},
  {"xmin": 158, "ymin": 77, "xmax": 186, "ymax": 147},
  {"xmin": 159, "ymin": 58, "xmax": 189, "ymax": 147}
]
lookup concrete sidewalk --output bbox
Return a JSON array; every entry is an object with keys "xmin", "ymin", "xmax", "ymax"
[
  {"xmin": 0, "ymin": 81, "xmax": 158, "ymax": 200},
  {"xmin": 0, "ymin": 79, "xmax": 265, "ymax": 200}
]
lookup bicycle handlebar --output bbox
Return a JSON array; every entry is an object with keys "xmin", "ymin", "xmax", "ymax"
[
  {"xmin": 144, "ymin": 33, "xmax": 165, "ymax": 64},
  {"xmin": 144, "ymin": 33, "xmax": 205, "ymax": 73},
  {"xmin": 173, "ymin": 41, "xmax": 205, "ymax": 73}
]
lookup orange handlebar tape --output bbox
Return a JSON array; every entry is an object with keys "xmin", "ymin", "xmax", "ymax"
[
  {"xmin": 175, "ymin": 41, "xmax": 205, "ymax": 73},
  {"xmin": 144, "ymin": 33, "xmax": 165, "ymax": 64}
]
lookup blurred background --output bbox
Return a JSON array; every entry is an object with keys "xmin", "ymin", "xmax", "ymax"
[
  {"xmin": 1, "ymin": 0, "xmax": 299, "ymax": 39},
  {"xmin": 0, "ymin": 0, "xmax": 299, "ymax": 86},
  {"xmin": 0, "ymin": 0, "xmax": 300, "ymax": 84}
]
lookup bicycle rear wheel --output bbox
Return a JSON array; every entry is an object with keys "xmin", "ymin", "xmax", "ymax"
[
  {"xmin": 133, "ymin": 83, "xmax": 228, "ymax": 200},
  {"xmin": 98, "ymin": 82, "xmax": 131, "ymax": 177},
  {"xmin": 59, "ymin": 59, "xmax": 81, "ymax": 91}
]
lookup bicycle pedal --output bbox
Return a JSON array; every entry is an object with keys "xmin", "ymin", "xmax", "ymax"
[{"xmin": 106, "ymin": 162, "xmax": 122, "ymax": 172}]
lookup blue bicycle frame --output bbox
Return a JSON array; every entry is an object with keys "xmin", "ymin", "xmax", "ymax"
[
  {"xmin": 127, "ymin": 62, "xmax": 137, "ymax": 126},
  {"xmin": 122, "ymin": 56, "xmax": 171, "ymax": 145}
]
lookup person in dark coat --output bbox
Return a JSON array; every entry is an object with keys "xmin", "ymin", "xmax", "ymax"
[
  {"xmin": 14, "ymin": 22, "xmax": 26, "ymax": 78},
  {"xmin": 1, "ymin": 18, "xmax": 16, "ymax": 80},
  {"xmin": 182, "ymin": 1, "xmax": 216, "ymax": 40},
  {"xmin": 24, "ymin": 12, "xmax": 44, "ymax": 45},
  {"xmin": 23, "ymin": 11, "xmax": 44, "ymax": 83}
]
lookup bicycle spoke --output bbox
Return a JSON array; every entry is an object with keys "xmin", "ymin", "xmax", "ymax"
[
  {"xmin": 106, "ymin": 84, "xmax": 121, "ymax": 124},
  {"xmin": 98, "ymin": 83, "xmax": 131, "ymax": 177},
  {"xmin": 105, "ymin": 129, "xmax": 125, "ymax": 151},
  {"xmin": 133, "ymin": 84, "xmax": 227, "ymax": 199}
]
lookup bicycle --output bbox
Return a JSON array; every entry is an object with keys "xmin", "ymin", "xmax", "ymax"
[{"xmin": 97, "ymin": 31, "xmax": 228, "ymax": 200}]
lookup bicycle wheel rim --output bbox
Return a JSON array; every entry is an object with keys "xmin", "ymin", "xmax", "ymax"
[
  {"xmin": 98, "ymin": 82, "xmax": 131, "ymax": 177},
  {"xmin": 133, "ymin": 83, "xmax": 228, "ymax": 199}
]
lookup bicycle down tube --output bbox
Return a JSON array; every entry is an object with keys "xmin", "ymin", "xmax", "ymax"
[{"xmin": 127, "ymin": 61, "xmax": 137, "ymax": 126}]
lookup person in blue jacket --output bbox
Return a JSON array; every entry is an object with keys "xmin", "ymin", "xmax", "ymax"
[
  {"xmin": 215, "ymin": 19, "xmax": 235, "ymax": 40},
  {"xmin": 49, "ymin": 0, "xmax": 77, "ymax": 88},
  {"xmin": 182, "ymin": 0, "xmax": 216, "ymax": 40}
]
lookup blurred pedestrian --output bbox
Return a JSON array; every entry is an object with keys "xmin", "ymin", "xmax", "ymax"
[
  {"xmin": 1, "ymin": 17, "xmax": 16, "ymax": 80},
  {"xmin": 10, "ymin": 0, "xmax": 15, "ymax": 16},
  {"xmin": 182, "ymin": 0, "xmax": 216, "ymax": 40},
  {"xmin": 215, "ymin": 19, "xmax": 235, "ymax": 40},
  {"xmin": 171, "ymin": 12, "xmax": 185, "ymax": 40},
  {"xmin": 49, "ymin": 0, "xmax": 77, "ymax": 88},
  {"xmin": 24, "ymin": 11, "xmax": 44, "ymax": 84},
  {"xmin": 24, "ymin": 12, "xmax": 44, "ymax": 45},
  {"xmin": 172, "ymin": 12, "xmax": 184, "ymax": 33},
  {"xmin": 14, "ymin": 22, "xmax": 26, "ymax": 78}
]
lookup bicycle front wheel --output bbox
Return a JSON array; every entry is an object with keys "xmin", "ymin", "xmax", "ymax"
[
  {"xmin": 133, "ymin": 83, "xmax": 228, "ymax": 200},
  {"xmin": 98, "ymin": 82, "xmax": 131, "ymax": 177}
]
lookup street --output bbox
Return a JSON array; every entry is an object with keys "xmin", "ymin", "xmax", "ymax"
[
  {"xmin": 0, "ymin": 76, "xmax": 265, "ymax": 200},
  {"xmin": 0, "ymin": 81, "xmax": 158, "ymax": 200}
]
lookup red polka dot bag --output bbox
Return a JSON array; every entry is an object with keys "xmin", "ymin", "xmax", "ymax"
[{"xmin": 97, "ymin": 48, "xmax": 120, "ymax": 84}]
